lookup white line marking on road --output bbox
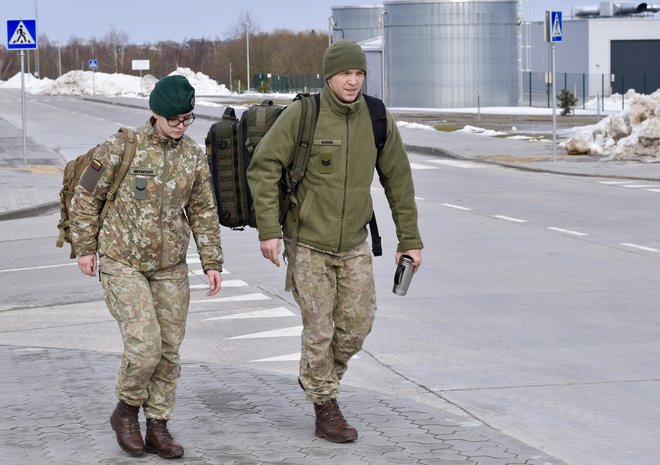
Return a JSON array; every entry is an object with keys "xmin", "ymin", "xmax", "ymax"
[
  {"xmin": 250, "ymin": 352, "xmax": 359, "ymax": 363},
  {"xmin": 645, "ymin": 189, "xmax": 660, "ymax": 193},
  {"xmin": 429, "ymin": 159, "xmax": 486, "ymax": 169},
  {"xmin": 0, "ymin": 262, "xmax": 77, "ymax": 274},
  {"xmin": 250, "ymin": 352, "xmax": 301, "ymax": 362},
  {"xmin": 621, "ymin": 184, "xmax": 658, "ymax": 189},
  {"xmin": 410, "ymin": 162, "xmax": 438, "ymax": 170},
  {"xmin": 415, "ymin": 196, "xmax": 425, "ymax": 201},
  {"xmin": 202, "ymin": 307, "xmax": 295, "ymax": 321},
  {"xmin": 228, "ymin": 325, "xmax": 303, "ymax": 340},
  {"xmin": 441, "ymin": 203, "xmax": 471, "ymax": 211},
  {"xmin": 547, "ymin": 227, "xmax": 588, "ymax": 236},
  {"xmin": 598, "ymin": 181, "xmax": 631, "ymax": 185},
  {"xmin": 620, "ymin": 243, "xmax": 660, "ymax": 253},
  {"xmin": 190, "ymin": 279, "xmax": 247, "ymax": 290},
  {"xmin": 493, "ymin": 215, "xmax": 526, "ymax": 223},
  {"xmin": 191, "ymin": 292, "xmax": 270, "ymax": 304}
]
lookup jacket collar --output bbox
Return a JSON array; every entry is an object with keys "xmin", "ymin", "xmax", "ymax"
[
  {"xmin": 321, "ymin": 85, "xmax": 363, "ymax": 118},
  {"xmin": 144, "ymin": 117, "xmax": 184, "ymax": 146}
]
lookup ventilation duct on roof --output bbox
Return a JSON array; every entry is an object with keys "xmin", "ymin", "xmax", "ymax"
[{"xmin": 573, "ymin": 2, "xmax": 660, "ymax": 17}]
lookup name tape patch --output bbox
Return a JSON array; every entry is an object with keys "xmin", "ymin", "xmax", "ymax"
[
  {"xmin": 314, "ymin": 139, "xmax": 342, "ymax": 146},
  {"xmin": 130, "ymin": 168, "xmax": 155, "ymax": 176}
]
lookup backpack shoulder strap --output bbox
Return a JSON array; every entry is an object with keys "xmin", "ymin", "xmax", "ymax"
[
  {"xmin": 287, "ymin": 93, "xmax": 318, "ymax": 194},
  {"xmin": 363, "ymin": 94, "xmax": 387, "ymax": 257},
  {"xmin": 99, "ymin": 127, "xmax": 137, "ymax": 221},
  {"xmin": 282, "ymin": 93, "xmax": 319, "ymax": 291},
  {"xmin": 362, "ymin": 94, "xmax": 387, "ymax": 154}
]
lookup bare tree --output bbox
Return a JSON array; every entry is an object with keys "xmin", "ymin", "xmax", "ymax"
[
  {"xmin": 103, "ymin": 27, "xmax": 130, "ymax": 73},
  {"xmin": 226, "ymin": 10, "xmax": 260, "ymax": 40},
  {"xmin": 0, "ymin": 48, "xmax": 18, "ymax": 81}
]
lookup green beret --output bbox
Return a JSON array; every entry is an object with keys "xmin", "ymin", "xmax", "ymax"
[
  {"xmin": 323, "ymin": 40, "xmax": 367, "ymax": 80},
  {"xmin": 149, "ymin": 75, "xmax": 195, "ymax": 118}
]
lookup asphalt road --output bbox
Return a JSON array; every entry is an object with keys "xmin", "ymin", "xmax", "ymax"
[{"xmin": 1, "ymin": 95, "xmax": 659, "ymax": 465}]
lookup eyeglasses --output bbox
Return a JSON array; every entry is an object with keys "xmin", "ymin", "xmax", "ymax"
[{"xmin": 166, "ymin": 113, "xmax": 195, "ymax": 127}]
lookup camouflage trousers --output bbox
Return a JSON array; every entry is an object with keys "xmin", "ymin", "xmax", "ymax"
[
  {"xmin": 291, "ymin": 242, "xmax": 377, "ymax": 403},
  {"xmin": 100, "ymin": 256, "xmax": 190, "ymax": 419}
]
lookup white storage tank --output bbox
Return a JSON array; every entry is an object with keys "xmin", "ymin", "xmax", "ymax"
[
  {"xmin": 331, "ymin": 4, "xmax": 385, "ymax": 43},
  {"xmin": 384, "ymin": 0, "xmax": 520, "ymax": 108}
]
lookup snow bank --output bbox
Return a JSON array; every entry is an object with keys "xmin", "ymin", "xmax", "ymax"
[
  {"xmin": 167, "ymin": 67, "xmax": 231, "ymax": 96},
  {"xmin": 0, "ymin": 72, "xmax": 54, "ymax": 93},
  {"xmin": 396, "ymin": 121, "xmax": 436, "ymax": 131},
  {"xmin": 0, "ymin": 67, "xmax": 231, "ymax": 98},
  {"xmin": 566, "ymin": 90, "xmax": 660, "ymax": 160}
]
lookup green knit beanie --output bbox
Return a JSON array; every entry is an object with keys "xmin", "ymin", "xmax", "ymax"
[
  {"xmin": 149, "ymin": 75, "xmax": 196, "ymax": 118},
  {"xmin": 323, "ymin": 40, "xmax": 367, "ymax": 80}
]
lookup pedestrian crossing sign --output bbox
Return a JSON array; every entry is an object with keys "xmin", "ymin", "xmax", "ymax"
[
  {"xmin": 7, "ymin": 19, "xmax": 37, "ymax": 50},
  {"xmin": 550, "ymin": 11, "xmax": 563, "ymax": 42}
]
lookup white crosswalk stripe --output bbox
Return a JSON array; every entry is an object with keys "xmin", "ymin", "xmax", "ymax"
[
  {"xmin": 228, "ymin": 325, "xmax": 302, "ymax": 340},
  {"xmin": 202, "ymin": 307, "xmax": 294, "ymax": 321},
  {"xmin": 598, "ymin": 181, "xmax": 660, "ymax": 192}
]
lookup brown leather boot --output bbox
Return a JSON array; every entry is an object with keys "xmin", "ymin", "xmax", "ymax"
[
  {"xmin": 145, "ymin": 418, "xmax": 184, "ymax": 459},
  {"xmin": 313, "ymin": 399, "xmax": 358, "ymax": 443},
  {"xmin": 110, "ymin": 400, "xmax": 144, "ymax": 456}
]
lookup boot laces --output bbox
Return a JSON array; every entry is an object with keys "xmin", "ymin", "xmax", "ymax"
[
  {"xmin": 150, "ymin": 420, "xmax": 174, "ymax": 441},
  {"xmin": 320, "ymin": 401, "xmax": 345, "ymax": 426}
]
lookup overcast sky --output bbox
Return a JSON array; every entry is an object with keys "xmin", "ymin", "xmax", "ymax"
[{"xmin": 2, "ymin": 1, "xmax": 655, "ymax": 45}]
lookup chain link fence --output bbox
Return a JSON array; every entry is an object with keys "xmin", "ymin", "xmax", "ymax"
[{"xmin": 521, "ymin": 71, "xmax": 658, "ymax": 110}]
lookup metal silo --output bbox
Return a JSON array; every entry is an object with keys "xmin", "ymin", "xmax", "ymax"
[
  {"xmin": 331, "ymin": 5, "xmax": 385, "ymax": 43},
  {"xmin": 384, "ymin": 0, "xmax": 520, "ymax": 108}
]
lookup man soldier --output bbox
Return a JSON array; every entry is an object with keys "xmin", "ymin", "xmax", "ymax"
[
  {"xmin": 247, "ymin": 40, "xmax": 423, "ymax": 442},
  {"xmin": 71, "ymin": 75, "xmax": 223, "ymax": 458}
]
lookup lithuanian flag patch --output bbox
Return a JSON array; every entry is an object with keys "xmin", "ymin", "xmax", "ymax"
[{"xmin": 90, "ymin": 158, "xmax": 103, "ymax": 171}]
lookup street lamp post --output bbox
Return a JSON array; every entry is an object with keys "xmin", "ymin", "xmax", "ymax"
[
  {"xmin": 245, "ymin": 24, "xmax": 250, "ymax": 92},
  {"xmin": 229, "ymin": 62, "xmax": 232, "ymax": 93},
  {"xmin": 57, "ymin": 42, "xmax": 62, "ymax": 77}
]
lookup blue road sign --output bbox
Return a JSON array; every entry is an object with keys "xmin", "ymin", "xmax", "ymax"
[
  {"xmin": 88, "ymin": 59, "xmax": 99, "ymax": 70},
  {"xmin": 551, "ymin": 11, "xmax": 563, "ymax": 43},
  {"xmin": 7, "ymin": 19, "xmax": 37, "ymax": 50}
]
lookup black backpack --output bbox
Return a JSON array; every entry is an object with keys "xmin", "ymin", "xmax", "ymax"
[{"xmin": 205, "ymin": 93, "xmax": 387, "ymax": 255}]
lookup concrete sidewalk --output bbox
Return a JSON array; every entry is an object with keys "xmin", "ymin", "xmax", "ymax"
[{"xmin": 1, "ymin": 344, "xmax": 566, "ymax": 465}]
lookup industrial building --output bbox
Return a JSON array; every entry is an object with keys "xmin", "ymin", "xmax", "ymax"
[
  {"xmin": 523, "ymin": 3, "xmax": 660, "ymax": 107},
  {"xmin": 330, "ymin": 1, "xmax": 660, "ymax": 108}
]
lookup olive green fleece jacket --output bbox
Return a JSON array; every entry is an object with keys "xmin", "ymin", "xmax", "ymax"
[{"xmin": 247, "ymin": 86, "xmax": 423, "ymax": 254}]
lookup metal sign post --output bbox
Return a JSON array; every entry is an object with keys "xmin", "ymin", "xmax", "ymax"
[
  {"xmin": 131, "ymin": 60, "xmax": 150, "ymax": 95},
  {"xmin": 7, "ymin": 19, "xmax": 37, "ymax": 165},
  {"xmin": 88, "ymin": 59, "xmax": 98, "ymax": 96},
  {"xmin": 545, "ymin": 11, "xmax": 563, "ymax": 163},
  {"xmin": 19, "ymin": 51, "xmax": 27, "ymax": 165}
]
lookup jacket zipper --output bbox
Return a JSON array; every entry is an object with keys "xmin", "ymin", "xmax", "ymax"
[
  {"xmin": 338, "ymin": 113, "xmax": 350, "ymax": 252},
  {"xmin": 159, "ymin": 141, "xmax": 168, "ymax": 268}
]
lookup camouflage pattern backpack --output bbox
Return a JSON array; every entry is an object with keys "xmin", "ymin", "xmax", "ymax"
[{"xmin": 56, "ymin": 127, "xmax": 137, "ymax": 258}]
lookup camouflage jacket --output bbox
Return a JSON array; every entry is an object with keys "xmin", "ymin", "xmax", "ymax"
[{"xmin": 70, "ymin": 119, "xmax": 223, "ymax": 273}]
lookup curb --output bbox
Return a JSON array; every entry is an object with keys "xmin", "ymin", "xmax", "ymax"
[
  {"xmin": 404, "ymin": 143, "xmax": 660, "ymax": 182},
  {"xmin": 82, "ymin": 97, "xmax": 219, "ymax": 122},
  {"xmin": 0, "ymin": 200, "xmax": 59, "ymax": 221}
]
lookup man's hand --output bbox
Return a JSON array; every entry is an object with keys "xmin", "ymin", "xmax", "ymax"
[
  {"xmin": 206, "ymin": 270, "xmax": 222, "ymax": 296},
  {"xmin": 77, "ymin": 254, "xmax": 97, "ymax": 277},
  {"xmin": 260, "ymin": 238, "xmax": 282, "ymax": 267},
  {"xmin": 396, "ymin": 249, "xmax": 422, "ymax": 272}
]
